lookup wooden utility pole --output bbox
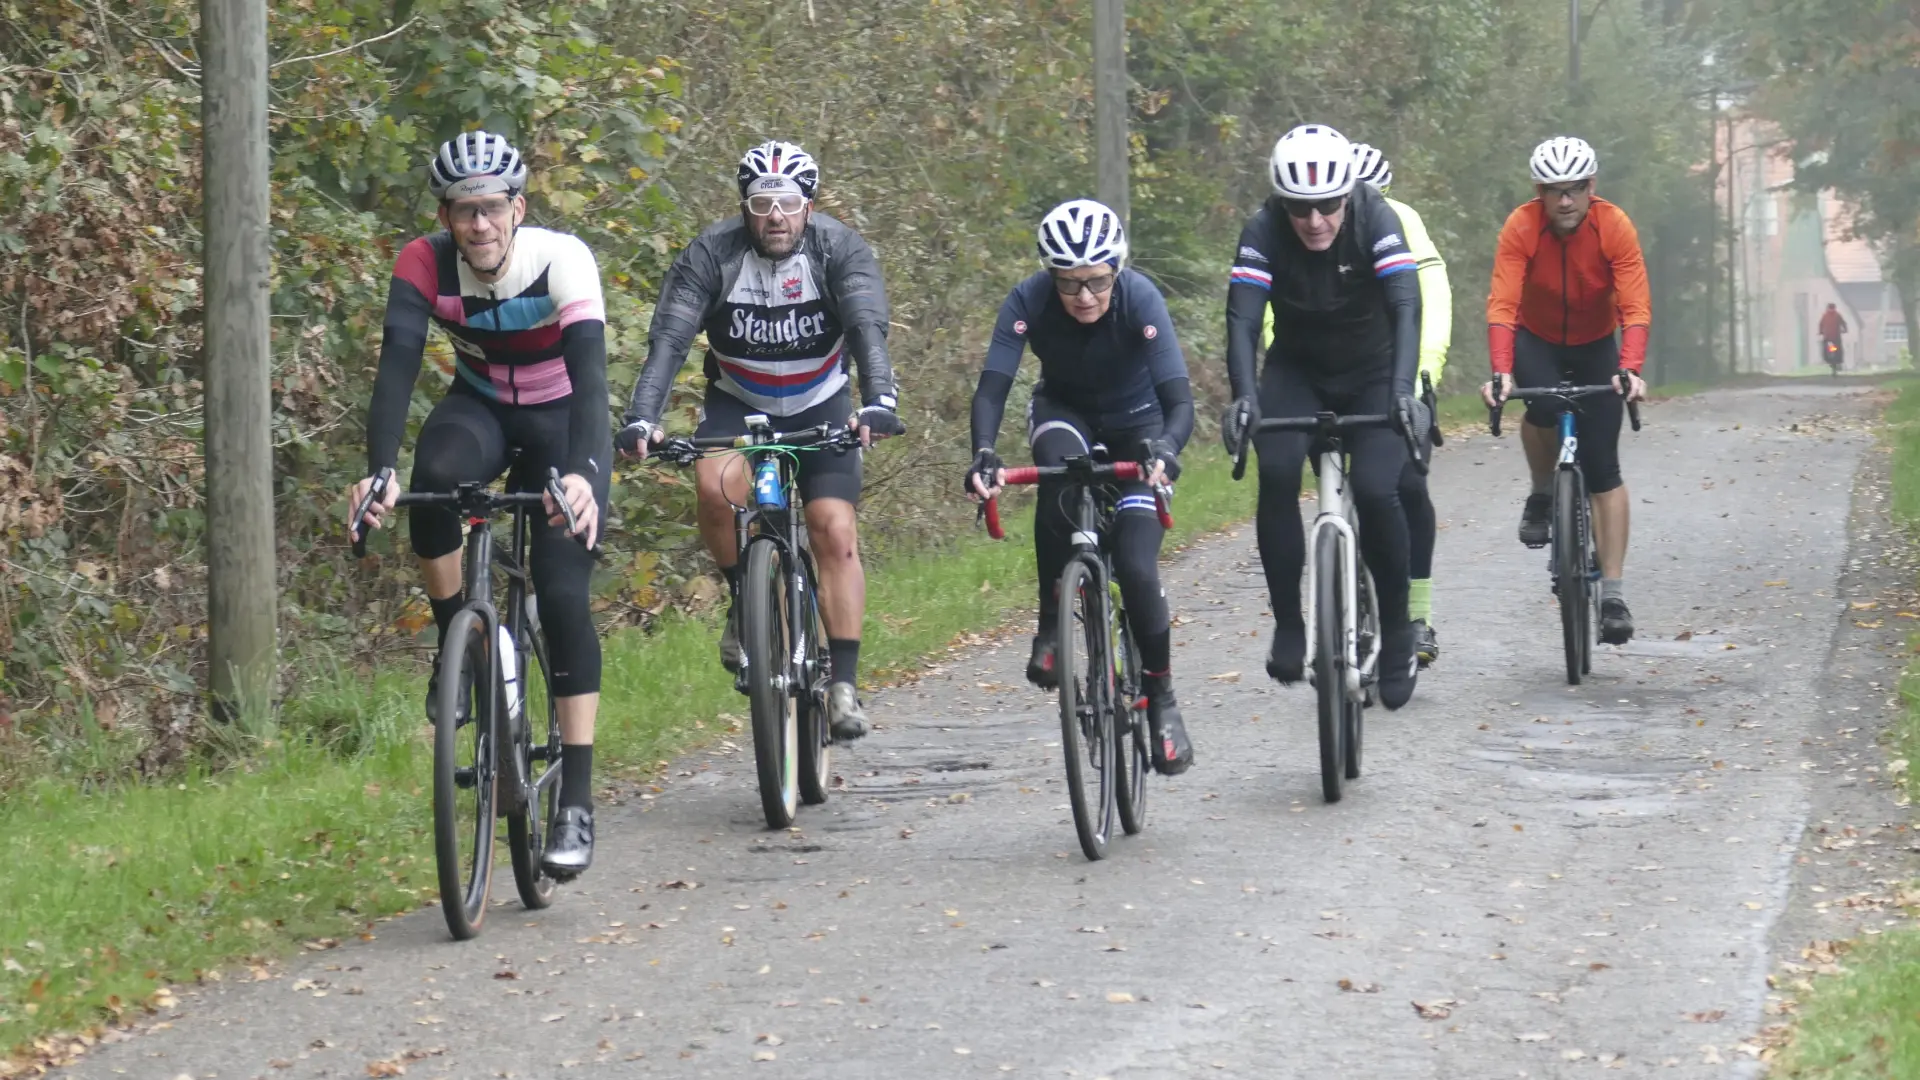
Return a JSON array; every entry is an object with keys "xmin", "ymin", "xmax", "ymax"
[
  {"xmin": 201, "ymin": 0, "xmax": 277, "ymax": 721},
  {"xmin": 1093, "ymin": 0, "xmax": 1129, "ymax": 225},
  {"xmin": 1568, "ymin": 0, "xmax": 1581, "ymax": 97}
]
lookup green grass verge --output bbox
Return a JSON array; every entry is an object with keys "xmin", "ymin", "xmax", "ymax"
[
  {"xmin": 1767, "ymin": 381, "xmax": 1920, "ymax": 1078},
  {"xmin": 1, "ymin": 447, "xmax": 1257, "ymax": 1061}
]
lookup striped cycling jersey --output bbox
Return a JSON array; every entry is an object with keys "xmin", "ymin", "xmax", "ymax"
[
  {"xmin": 389, "ymin": 227, "xmax": 607, "ymax": 404},
  {"xmin": 703, "ymin": 247, "xmax": 848, "ymax": 414}
]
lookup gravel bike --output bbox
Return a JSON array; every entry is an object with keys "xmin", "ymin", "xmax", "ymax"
[
  {"xmin": 650, "ymin": 418, "xmax": 865, "ymax": 829},
  {"xmin": 982, "ymin": 450, "xmax": 1171, "ymax": 860},
  {"xmin": 1232, "ymin": 411, "xmax": 1425, "ymax": 803},
  {"xmin": 1488, "ymin": 378, "xmax": 1641, "ymax": 685},
  {"xmin": 351, "ymin": 465, "xmax": 577, "ymax": 939}
]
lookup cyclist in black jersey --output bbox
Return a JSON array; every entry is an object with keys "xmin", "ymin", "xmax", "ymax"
[
  {"xmin": 349, "ymin": 132, "xmax": 608, "ymax": 878},
  {"xmin": 1220, "ymin": 124, "xmax": 1429, "ymax": 710},
  {"xmin": 965, "ymin": 200, "xmax": 1194, "ymax": 774},
  {"xmin": 615, "ymin": 142, "xmax": 903, "ymax": 742}
]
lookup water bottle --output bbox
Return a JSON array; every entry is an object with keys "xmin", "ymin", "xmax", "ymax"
[
  {"xmin": 753, "ymin": 458, "xmax": 786, "ymax": 510},
  {"xmin": 497, "ymin": 624, "xmax": 521, "ymax": 719}
]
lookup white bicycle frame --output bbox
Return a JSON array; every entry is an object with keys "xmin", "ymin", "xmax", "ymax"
[{"xmin": 1301, "ymin": 447, "xmax": 1381, "ymax": 699}]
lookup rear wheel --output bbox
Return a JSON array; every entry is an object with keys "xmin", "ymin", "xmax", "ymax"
[
  {"xmin": 433, "ymin": 608, "xmax": 495, "ymax": 940},
  {"xmin": 794, "ymin": 549, "xmax": 832, "ymax": 806},
  {"xmin": 1057, "ymin": 558, "xmax": 1116, "ymax": 861},
  {"xmin": 1112, "ymin": 609, "xmax": 1148, "ymax": 836},
  {"xmin": 1554, "ymin": 468, "xmax": 1588, "ymax": 686},
  {"xmin": 743, "ymin": 537, "xmax": 799, "ymax": 829},
  {"xmin": 1347, "ymin": 568, "xmax": 1376, "ymax": 782},
  {"xmin": 508, "ymin": 601, "xmax": 560, "ymax": 910},
  {"xmin": 1312, "ymin": 534, "xmax": 1347, "ymax": 804}
]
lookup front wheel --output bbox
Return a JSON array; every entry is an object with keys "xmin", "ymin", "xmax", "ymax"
[
  {"xmin": 1057, "ymin": 558, "xmax": 1117, "ymax": 861},
  {"xmin": 433, "ymin": 608, "xmax": 495, "ymax": 940},
  {"xmin": 1312, "ymin": 533, "xmax": 1347, "ymax": 803},
  {"xmin": 1554, "ymin": 468, "xmax": 1589, "ymax": 686},
  {"xmin": 743, "ymin": 537, "xmax": 800, "ymax": 829}
]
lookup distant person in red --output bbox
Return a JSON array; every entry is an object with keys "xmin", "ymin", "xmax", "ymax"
[{"xmin": 1819, "ymin": 302, "xmax": 1848, "ymax": 368}]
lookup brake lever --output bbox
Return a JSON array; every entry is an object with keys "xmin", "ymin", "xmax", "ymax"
[
  {"xmin": 545, "ymin": 467, "xmax": 592, "ymax": 549},
  {"xmin": 349, "ymin": 468, "xmax": 393, "ymax": 558}
]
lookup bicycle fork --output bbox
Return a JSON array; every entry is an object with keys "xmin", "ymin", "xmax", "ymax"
[{"xmin": 1301, "ymin": 453, "xmax": 1372, "ymax": 699}]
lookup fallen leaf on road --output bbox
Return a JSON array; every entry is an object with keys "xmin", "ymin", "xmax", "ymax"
[
  {"xmin": 1337, "ymin": 979, "xmax": 1381, "ymax": 993},
  {"xmin": 663, "ymin": 880, "xmax": 700, "ymax": 890},
  {"xmin": 1515, "ymin": 1032, "xmax": 1551, "ymax": 1043},
  {"xmin": 542, "ymin": 1013, "xmax": 566, "ymax": 1023},
  {"xmin": 1764, "ymin": 580, "xmax": 1787, "ymax": 588},
  {"xmin": 1687, "ymin": 1010, "xmax": 1726, "ymax": 1023},
  {"xmin": 1208, "ymin": 671, "xmax": 1242, "ymax": 682},
  {"xmin": 752, "ymin": 1050, "xmax": 777, "ymax": 1062},
  {"xmin": 1106, "ymin": 992, "xmax": 1134, "ymax": 1004},
  {"xmin": 1674, "ymin": 630, "xmax": 1694, "ymax": 641},
  {"xmin": 1412, "ymin": 999, "xmax": 1456, "ymax": 1020},
  {"xmin": 756, "ymin": 1034, "xmax": 784, "ymax": 1046},
  {"xmin": 1851, "ymin": 601, "xmax": 1879, "ymax": 610},
  {"xmin": 492, "ymin": 970, "xmax": 519, "ymax": 980},
  {"xmin": 365, "ymin": 1063, "xmax": 405, "ymax": 1078},
  {"xmin": 1077, "ymin": 926, "xmax": 1106, "ymax": 933}
]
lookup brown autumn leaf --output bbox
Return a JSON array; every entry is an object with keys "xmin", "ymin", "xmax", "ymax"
[
  {"xmin": 365, "ymin": 1062, "xmax": 405, "ymax": 1078},
  {"xmin": 1412, "ymin": 998, "xmax": 1457, "ymax": 1020},
  {"xmin": 1687, "ymin": 1010, "xmax": 1727, "ymax": 1023},
  {"xmin": 1337, "ymin": 979, "xmax": 1381, "ymax": 993}
]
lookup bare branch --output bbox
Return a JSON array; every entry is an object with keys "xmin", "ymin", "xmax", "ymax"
[{"xmin": 269, "ymin": 17, "xmax": 418, "ymax": 71}]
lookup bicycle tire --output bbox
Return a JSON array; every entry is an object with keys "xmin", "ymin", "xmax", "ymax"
[
  {"xmin": 433, "ymin": 608, "xmax": 495, "ymax": 940},
  {"xmin": 507, "ymin": 600, "xmax": 560, "ymax": 910},
  {"xmin": 1313, "ymin": 534, "xmax": 1347, "ymax": 803},
  {"xmin": 1580, "ymin": 496, "xmax": 1598, "ymax": 676},
  {"xmin": 1346, "ymin": 568, "xmax": 1375, "ymax": 782},
  {"xmin": 1554, "ymin": 468, "xmax": 1587, "ymax": 686},
  {"xmin": 743, "ymin": 537, "xmax": 800, "ymax": 829},
  {"xmin": 794, "ymin": 548, "xmax": 832, "ymax": 806},
  {"xmin": 1112, "ymin": 607, "xmax": 1148, "ymax": 836},
  {"xmin": 1057, "ymin": 558, "xmax": 1116, "ymax": 861}
]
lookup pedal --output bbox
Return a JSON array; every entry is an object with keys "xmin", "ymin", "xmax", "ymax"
[{"xmin": 454, "ymin": 766, "xmax": 476, "ymax": 789}]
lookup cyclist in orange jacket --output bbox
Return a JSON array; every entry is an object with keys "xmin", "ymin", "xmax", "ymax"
[{"xmin": 1481, "ymin": 136, "xmax": 1650, "ymax": 645}]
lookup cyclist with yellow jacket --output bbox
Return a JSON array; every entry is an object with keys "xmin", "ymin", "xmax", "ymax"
[{"xmin": 1263, "ymin": 142, "xmax": 1451, "ymax": 665}]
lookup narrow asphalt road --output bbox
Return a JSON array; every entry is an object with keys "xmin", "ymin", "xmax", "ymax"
[{"xmin": 60, "ymin": 383, "xmax": 1914, "ymax": 1079}]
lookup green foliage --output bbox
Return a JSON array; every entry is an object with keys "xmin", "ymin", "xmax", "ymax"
[{"xmin": 0, "ymin": 0, "xmax": 1719, "ymax": 774}]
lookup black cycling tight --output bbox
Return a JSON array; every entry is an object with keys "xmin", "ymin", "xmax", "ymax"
[
  {"xmin": 410, "ymin": 387, "xmax": 610, "ymax": 697},
  {"xmin": 1029, "ymin": 397, "xmax": 1171, "ymax": 673},
  {"xmin": 1251, "ymin": 367, "xmax": 1412, "ymax": 634}
]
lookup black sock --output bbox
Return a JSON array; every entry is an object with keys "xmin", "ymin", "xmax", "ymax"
[
  {"xmin": 560, "ymin": 743, "xmax": 594, "ymax": 812},
  {"xmin": 430, "ymin": 594, "xmax": 465, "ymax": 645},
  {"xmin": 828, "ymin": 638, "xmax": 861, "ymax": 687}
]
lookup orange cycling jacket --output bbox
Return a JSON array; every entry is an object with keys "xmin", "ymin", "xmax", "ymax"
[{"xmin": 1485, "ymin": 196, "xmax": 1651, "ymax": 374}]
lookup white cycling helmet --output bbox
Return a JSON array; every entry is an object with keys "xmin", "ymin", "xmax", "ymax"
[
  {"xmin": 1351, "ymin": 142, "xmax": 1392, "ymax": 192},
  {"xmin": 428, "ymin": 131, "xmax": 528, "ymax": 200},
  {"xmin": 1036, "ymin": 199, "xmax": 1128, "ymax": 269},
  {"xmin": 1269, "ymin": 124, "xmax": 1356, "ymax": 199},
  {"xmin": 737, "ymin": 140, "xmax": 820, "ymax": 200},
  {"xmin": 1530, "ymin": 136, "xmax": 1598, "ymax": 184}
]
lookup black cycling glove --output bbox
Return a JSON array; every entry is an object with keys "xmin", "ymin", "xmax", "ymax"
[
  {"xmin": 856, "ymin": 402, "xmax": 907, "ymax": 438},
  {"xmin": 964, "ymin": 448, "xmax": 1003, "ymax": 497},
  {"xmin": 1142, "ymin": 438, "xmax": 1182, "ymax": 484},
  {"xmin": 1221, "ymin": 395, "xmax": 1257, "ymax": 457}
]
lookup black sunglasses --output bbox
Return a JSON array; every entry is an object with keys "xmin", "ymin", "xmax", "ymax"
[{"xmin": 1280, "ymin": 195, "xmax": 1346, "ymax": 219}]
